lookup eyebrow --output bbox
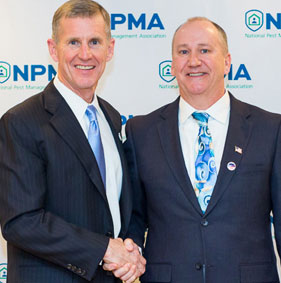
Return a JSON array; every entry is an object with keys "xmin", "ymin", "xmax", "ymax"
[
  {"xmin": 89, "ymin": 36, "xmax": 104, "ymax": 43},
  {"xmin": 66, "ymin": 36, "xmax": 103, "ymax": 43},
  {"xmin": 176, "ymin": 43, "xmax": 211, "ymax": 49},
  {"xmin": 176, "ymin": 44, "xmax": 189, "ymax": 49}
]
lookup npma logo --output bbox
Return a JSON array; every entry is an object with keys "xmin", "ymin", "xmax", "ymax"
[
  {"xmin": 0, "ymin": 263, "xmax": 7, "ymax": 282},
  {"xmin": 159, "ymin": 60, "xmax": 175, "ymax": 83},
  {"xmin": 245, "ymin": 10, "xmax": 264, "ymax": 32},
  {"xmin": 0, "ymin": 62, "xmax": 11, "ymax": 84},
  {"xmin": 0, "ymin": 61, "xmax": 56, "ymax": 83}
]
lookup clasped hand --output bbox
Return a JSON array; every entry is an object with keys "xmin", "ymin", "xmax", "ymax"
[{"xmin": 103, "ymin": 238, "xmax": 146, "ymax": 283}]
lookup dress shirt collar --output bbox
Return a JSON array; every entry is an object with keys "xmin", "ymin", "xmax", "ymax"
[
  {"xmin": 53, "ymin": 76, "xmax": 104, "ymax": 122},
  {"xmin": 179, "ymin": 90, "xmax": 230, "ymax": 125}
]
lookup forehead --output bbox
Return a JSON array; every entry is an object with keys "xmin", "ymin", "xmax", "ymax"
[
  {"xmin": 58, "ymin": 14, "xmax": 106, "ymax": 35},
  {"xmin": 173, "ymin": 20, "xmax": 220, "ymax": 47}
]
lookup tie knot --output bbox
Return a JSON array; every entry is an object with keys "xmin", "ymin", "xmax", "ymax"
[
  {"xmin": 86, "ymin": 105, "xmax": 98, "ymax": 123},
  {"xmin": 192, "ymin": 112, "xmax": 209, "ymax": 124}
]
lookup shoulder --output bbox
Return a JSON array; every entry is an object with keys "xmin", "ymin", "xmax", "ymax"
[
  {"xmin": 0, "ymin": 81, "xmax": 60, "ymax": 139},
  {"xmin": 2, "ymin": 93, "xmax": 44, "ymax": 126},
  {"xmin": 229, "ymin": 94, "xmax": 281, "ymax": 147},
  {"xmin": 231, "ymin": 94, "xmax": 281, "ymax": 125},
  {"xmin": 1, "ymin": 81, "xmax": 58, "ymax": 121},
  {"xmin": 126, "ymin": 98, "xmax": 179, "ymax": 131}
]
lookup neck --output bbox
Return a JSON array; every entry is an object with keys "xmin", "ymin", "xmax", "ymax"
[
  {"xmin": 57, "ymin": 75, "xmax": 96, "ymax": 104},
  {"xmin": 181, "ymin": 90, "xmax": 225, "ymax": 110},
  {"xmin": 75, "ymin": 90, "xmax": 95, "ymax": 104}
]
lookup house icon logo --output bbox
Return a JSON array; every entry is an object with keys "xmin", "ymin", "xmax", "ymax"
[
  {"xmin": 159, "ymin": 60, "xmax": 175, "ymax": 83},
  {"xmin": 0, "ymin": 263, "xmax": 7, "ymax": 282},
  {"xmin": 245, "ymin": 9, "xmax": 264, "ymax": 32},
  {"xmin": 0, "ymin": 62, "xmax": 11, "ymax": 84}
]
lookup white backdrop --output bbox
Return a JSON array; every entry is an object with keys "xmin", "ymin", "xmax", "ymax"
[{"xmin": 1, "ymin": 0, "xmax": 281, "ymax": 281}]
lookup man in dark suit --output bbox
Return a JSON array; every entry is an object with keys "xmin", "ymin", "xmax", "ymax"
[
  {"xmin": 124, "ymin": 17, "xmax": 281, "ymax": 282},
  {"xmin": 0, "ymin": 0, "xmax": 145, "ymax": 282}
]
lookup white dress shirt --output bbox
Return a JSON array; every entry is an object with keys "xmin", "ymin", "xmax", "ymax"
[
  {"xmin": 54, "ymin": 76, "xmax": 122, "ymax": 238},
  {"xmin": 178, "ymin": 91, "xmax": 230, "ymax": 188}
]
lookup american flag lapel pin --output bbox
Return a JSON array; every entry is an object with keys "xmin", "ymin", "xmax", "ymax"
[{"xmin": 235, "ymin": 146, "xmax": 242, "ymax": 154}]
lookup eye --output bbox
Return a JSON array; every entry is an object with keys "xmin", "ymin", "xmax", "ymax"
[
  {"xmin": 201, "ymin": 49, "xmax": 209, "ymax": 54},
  {"xmin": 69, "ymin": 40, "xmax": 79, "ymax": 46},
  {"xmin": 179, "ymin": 50, "xmax": 188, "ymax": 55},
  {"xmin": 90, "ymin": 39, "xmax": 99, "ymax": 46}
]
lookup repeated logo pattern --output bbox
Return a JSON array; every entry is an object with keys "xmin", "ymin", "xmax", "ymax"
[
  {"xmin": 245, "ymin": 10, "xmax": 264, "ymax": 32},
  {"xmin": 159, "ymin": 60, "xmax": 176, "ymax": 83},
  {"xmin": 192, "ymin": 112, "xmax": 217, "ymax": 213},
  {"xmin": 0, "ymin": 263, "xmax": 7, "ymax": 283},
  {"xmin": 0, "ymin": 62, "xmax": 11, "ymax": 84}
]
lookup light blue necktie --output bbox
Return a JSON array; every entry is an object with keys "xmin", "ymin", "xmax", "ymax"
[
  {"xmin": 192, "ymin": 112, "xmax": 217, "ymax": 213},
  {"xmin": 86, "ymin": 105, "xmax": 106, "ymax": 187}
]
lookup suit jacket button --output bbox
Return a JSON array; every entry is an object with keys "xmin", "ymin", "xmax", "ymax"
[
  {"xmin": 201, "ymin": 219, "xmax": 209, "ymax": 227},
  {"xmin": 195, "ymin": 263, "xmax": 202, "ymax": 270},
  {"xmin": 106, "ymin": 232, "xmax": 113, "ymax": 237}
]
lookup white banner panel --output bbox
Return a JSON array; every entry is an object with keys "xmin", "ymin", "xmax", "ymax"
[{"xmin": 0, "ymin": 0, "xmax": 281, "ymax": 281}]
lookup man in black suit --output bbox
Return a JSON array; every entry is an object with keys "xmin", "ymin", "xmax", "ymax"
[
  {"xmin": 0, "ymin": 0, "xmax": 145, "ymax": 282},
  {"xmin": 124, "ymin": 17, "xmax": 281, "ymax": 282}
]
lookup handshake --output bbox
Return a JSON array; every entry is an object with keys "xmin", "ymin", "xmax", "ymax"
[{"xmin": 103, "ymin": 238, "xmax": 146, "ymax": 283}]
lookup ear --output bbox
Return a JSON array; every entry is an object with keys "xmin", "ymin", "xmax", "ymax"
[
  {"xmin": 224, "ymin": 53, "xmax": 231, "ymax": 76},
  {"xmin": 106, "ymin": 38, "xmax": 115, "ymax": 62},
  {"xmin": 47, "ymin": 38, "xmax": 59, "ymax": 62}
]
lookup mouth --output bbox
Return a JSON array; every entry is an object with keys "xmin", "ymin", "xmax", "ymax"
[
  {"xmin": 187, "ymin": 72, "xmax": 205, "ymax": 77},
  {"xmin": 75, "ymin": 65, "xmax": 95, "ymax": 70}
]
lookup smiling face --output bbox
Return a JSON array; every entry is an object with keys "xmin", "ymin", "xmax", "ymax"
[
  {"xmin": 47, "ymin": 14, "xmax": 114, "ymax": 102},
  {"xmin": 172, "ymin": 19, "xmax": 231, "ymax": 109}
]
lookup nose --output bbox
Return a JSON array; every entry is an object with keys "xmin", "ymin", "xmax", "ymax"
[
  {"xmin": 188, "ymin": 52, "xmax": 201, "ymax": 67},
  {"xmin": 78, "ymin": 43, "xmax": 92, "ymax": 60}
]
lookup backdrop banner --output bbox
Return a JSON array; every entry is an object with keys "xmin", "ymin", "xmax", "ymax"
[{"xmin": 1, "ymin": 0, "xmax": 281, "ymax": 281}]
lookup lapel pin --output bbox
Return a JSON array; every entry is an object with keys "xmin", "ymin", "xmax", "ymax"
[
  {"xmin": 227, "ymin": 161, "xmax": 236, "ymax": 171},
  {"xmin": 235, "ymin": 146, "xmax": 242, "ymax": 154}
]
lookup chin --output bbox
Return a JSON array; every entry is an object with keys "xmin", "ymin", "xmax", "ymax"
[{"xmin": 188, "ymin": 88, "xmax": 207, "ymax": 95}]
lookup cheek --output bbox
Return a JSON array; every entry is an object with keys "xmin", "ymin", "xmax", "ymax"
[
  {"xmin": 59, "ymin": 48, "xmax": 77, "ymax": 64},
  {"xmin": 100, "ymin": 48, "xmax": 111, "ymax": 62},
  {"xmin": 208, "ymin": 59, "xmax": 226, "ymax": 76},
  {"xmin": 171, "ymin": 59, "xmax": 184, "ymax": 75},
  {"xmin": 90, "ymin": 49, "xmax": 106, "ymax": 62}
]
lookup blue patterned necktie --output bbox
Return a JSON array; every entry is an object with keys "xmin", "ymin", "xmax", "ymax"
[
  {"xmin": 192, "ymin": 112, "xmax": 217, "ymax": 213},
  {"xmin": 86, "ymin": 105, "xmax": 106, "ymax": 187}
]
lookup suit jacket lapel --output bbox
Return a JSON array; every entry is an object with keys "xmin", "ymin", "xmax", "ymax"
[
  {"xmin": 205, "ymin": 93, "xmax": 252, "ymax": 216},
  {"xmin": 157, "ymin": 98, "xmax": 203, "ymax": 215},
  {"xmin": 98, "ymin": 97, "xmax": 132, "ymax": 236},
  {"xmin": 43, "ymin": 81, "xmax": 107, "ymax": 202}
]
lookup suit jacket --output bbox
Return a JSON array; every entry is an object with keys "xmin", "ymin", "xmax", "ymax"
[
  {"xmin": 124, "ymin": 93, "xmax": 281, "ymax": 283},
  {"xmin": 0, "ymin": 81, "xmax": 132, "ymax": 283}
]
